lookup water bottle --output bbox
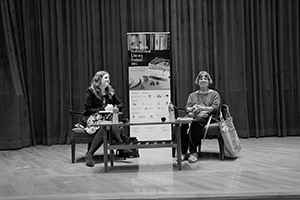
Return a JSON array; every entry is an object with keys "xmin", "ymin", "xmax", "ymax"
[
  {"xmin": 112, "ymin": 106, "xmax": 118, "ymax": 123},
  {"xmin": 168, "ymin": 102, "xmax": 175, "ymax": 122}
]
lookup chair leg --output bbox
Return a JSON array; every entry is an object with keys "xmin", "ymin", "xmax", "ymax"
[
  {"xmin": 108, "ymin": 130, "xmax": 114, "ymax": 167},
  {"xmin": 110, "ymin": 150, "xmax": 114, "ymax": 166},
  {"xmin": 71, "ymin": 140, "xmax": 75, "ymax": 163},
  {"xmin": 171, "ymin": 129, "xmax": 176, "ymax": 157},
  {"xmin": 218, "ymin": 136, "xmax": 225, "ymax": 160}
]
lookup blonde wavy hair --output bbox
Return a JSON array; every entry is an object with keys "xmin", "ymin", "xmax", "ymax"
[{"xmin": 90, "ymin": 71, "xmax": 115, "ymax": 99}]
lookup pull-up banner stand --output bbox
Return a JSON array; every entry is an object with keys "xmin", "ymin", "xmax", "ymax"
[{"xmin": 127, "ymin": 32, "xmax": 171, "ymax": 140}]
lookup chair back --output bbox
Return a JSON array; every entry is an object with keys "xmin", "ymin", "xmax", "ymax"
[{"xmin": 69, "ymin": 110, "xmax": 82, "ymax": 127}]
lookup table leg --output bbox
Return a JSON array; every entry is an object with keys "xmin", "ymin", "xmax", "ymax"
[
  {"xmin": 108, "ymin": 129, "xmax": 114, "ymax": 166},
  {"xmin": 103, "ymin": 127, "xmax": 108, "ymax": 172},
  {"xmin": 175, "ymin": 124, "xmax": 182, "ymax": 170}
]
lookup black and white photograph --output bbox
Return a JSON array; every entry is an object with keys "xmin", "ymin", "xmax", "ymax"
[{"xmin": 0, "ymin": 1, "xmax": 299, "ymax": 200}]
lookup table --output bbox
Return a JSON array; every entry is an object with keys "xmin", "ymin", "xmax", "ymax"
[{"xmin": 97, "ymin": 119, "xmax": 192, "ymax": 172}]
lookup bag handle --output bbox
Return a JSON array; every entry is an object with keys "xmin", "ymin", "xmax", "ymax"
[
  {"xmin": 202, "ymin": 115, "xmax": 212, "ymax": 144},
  {"xmin": 219, "ymin": 104, "xmax": 230, "ymax": 121}
]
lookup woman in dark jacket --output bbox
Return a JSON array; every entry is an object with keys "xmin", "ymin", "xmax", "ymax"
[{"xmin": 79, "ymin": 71, "xmax": 124, "ymax": 167}]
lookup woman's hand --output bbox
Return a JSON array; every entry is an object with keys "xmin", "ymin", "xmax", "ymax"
[
  {"xmin": 112, "ymin": 106, "xmax": 119, "ymax": 113},
  {"xmin": 196, "ymin": 111, "xmax": 209, "ymax": 118},
  {"xmin": 192, "ymin": 104, "xmax": 204, "ymax": 113},
  {"xmin": 193, "ymin": 104, "xmax": 209, "ymax": 112},
  {"xmin": 105, "ymin": 104, "xmax": 114, "ymax": 111}
]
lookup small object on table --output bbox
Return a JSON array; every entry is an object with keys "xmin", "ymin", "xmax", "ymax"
[
  {"xmin": 112, "ymin": 106, "xmax": 118, "ymax": 123},
  {"xmin": 161, "ymin": 117, "xmax": 166, "ymax": 122},
  {"xmin": 121, "ymin": 118, "xmax": 129, "ymax": 123},
  {"xmin": 168, "ymin": 102, "xmax": 175, "ymax": 121}
]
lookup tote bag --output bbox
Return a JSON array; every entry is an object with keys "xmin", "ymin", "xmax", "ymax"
[{"xmin": 218, "ymin": 106, "xmax": 242, "ymax": 158}]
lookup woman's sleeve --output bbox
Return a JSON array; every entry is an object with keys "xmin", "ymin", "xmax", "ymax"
[
  {"xmin": 84, "ymin": 90, "xmax": 103, "ymax": 115},
  {"xmin": 210, "ymin": 91, "xmax": 221, "ymax": 114},
  {"xmin": 185, "ymin": 93, "xmax": 194, "ymax": 111},
  {"xmin": 113, "ymin": 93, "xmax": 124, "ymax": 112}
]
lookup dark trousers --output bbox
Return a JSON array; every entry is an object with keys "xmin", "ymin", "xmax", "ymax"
[{"xmin": 180, "ymin": 117, "xmax": 213, "ymax": 154}]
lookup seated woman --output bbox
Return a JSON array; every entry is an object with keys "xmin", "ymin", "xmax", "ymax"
[
  {"xmin": 78, "ymin": 70, "xmax": 130, "ymax": 167},
  {"xmin": 180, "ymin": 71, "xmax": 221, "ymax": 163}
]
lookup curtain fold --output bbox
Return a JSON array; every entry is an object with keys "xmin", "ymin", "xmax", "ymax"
[
  {"xmin": 0, "ymin": 0, "xmax": 31, "ymax": 149},
  {"xmin": 0, "ymin": 0, "xmax": 299, "ymax": 149}
]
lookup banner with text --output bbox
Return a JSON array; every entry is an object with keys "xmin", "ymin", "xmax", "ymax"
[{"xmin": 127, "ymin": 32, "xmax": 171, "ymax": 140}]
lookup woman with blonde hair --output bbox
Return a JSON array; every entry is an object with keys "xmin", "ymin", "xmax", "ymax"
[{"xmin": 79, "ymin": 71, "xmax": 128, "ymax": 167}]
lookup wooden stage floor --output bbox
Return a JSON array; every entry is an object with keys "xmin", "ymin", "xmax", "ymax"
[{"xmin": 0, "ymin": 137, "xmax": 300, "ymax": 200}]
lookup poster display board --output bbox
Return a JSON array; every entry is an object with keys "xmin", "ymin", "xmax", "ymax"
[{"xmin": 127, "ymin": 32, "xmax": 171, "ymax": 140}]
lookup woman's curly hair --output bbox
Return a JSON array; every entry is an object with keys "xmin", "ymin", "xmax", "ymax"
[{"xmin": 90, "ymin": 71, "xmax": 115, "ymax": 99}]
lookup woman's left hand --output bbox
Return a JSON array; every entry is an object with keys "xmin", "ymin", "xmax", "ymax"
[
  {"xmin": 112, "ymin": 106, "xmax": 118, "ymax": 113},
  {"xmin": 105, "ymin": 104, "xmax": 114, "ymax": 111},
  {"xmin": 196, "ymin": 111, "xmax": 209, "ymax": 118}
]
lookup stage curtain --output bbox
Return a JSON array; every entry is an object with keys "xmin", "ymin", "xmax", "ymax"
[
  {"xmin": 0, "ymin": 0, "xmax": 299, "ymax": 150},
  {"xmin": 0, "ymin": 0, "xmax": 31, "ymax": 149},
  {"xmin": 170, "ymin": 0, "xmax": 300, "ymax": 138}
]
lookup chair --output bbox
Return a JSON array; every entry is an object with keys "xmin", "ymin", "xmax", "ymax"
[
  {"xmin": 69, "ymin": 110, "xmax": 126, "ymax": 163},
  {"xmin": 69, "ymin": 110, "xmax": 95, "ymax": 163}
]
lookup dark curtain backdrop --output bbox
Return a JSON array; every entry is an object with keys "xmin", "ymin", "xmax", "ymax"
[{"xmin": 0, "ymin": 0, "xmax": 299, "ymax": 150}]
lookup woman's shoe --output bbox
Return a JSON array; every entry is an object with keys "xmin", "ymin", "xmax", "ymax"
[
  {"xmin": 181, "ymin": 153, "xmax": 188, "ymax": 161},
  {"xmin": 177, "ymin": 153, "xmax": 188, "ymax": 162},
  {"xmin": 188, "ymin": 153, "xmax": 198, "ymax": 163},
  {"xmin": 85, "ymin": 154, "xmax": 95, "ymax": 167}
]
